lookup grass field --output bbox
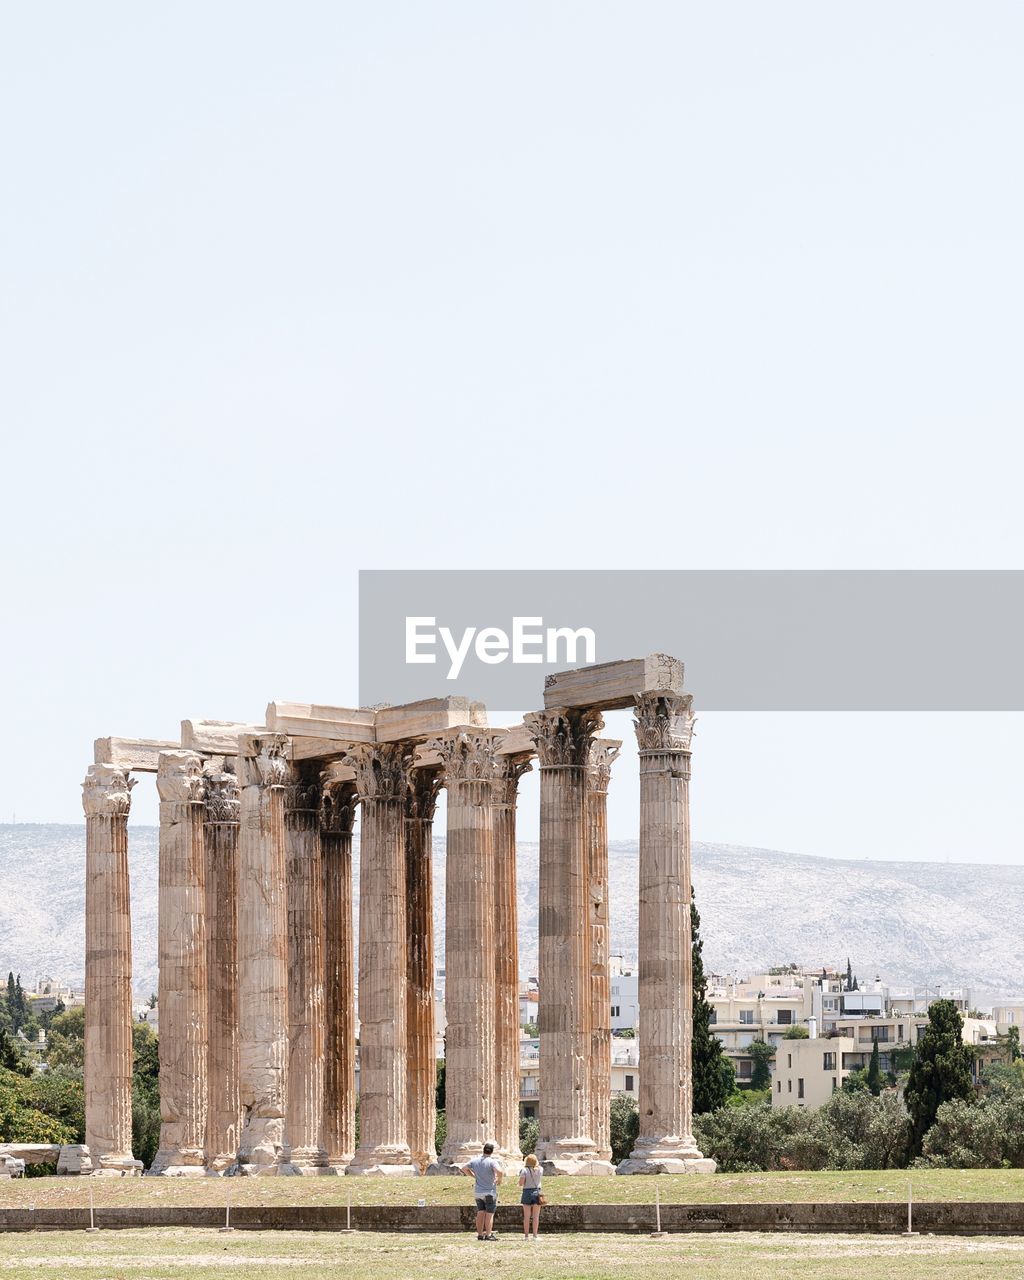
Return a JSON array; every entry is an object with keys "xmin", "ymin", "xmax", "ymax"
[
  {"xmin": 1, "ymin": 1168, "xmax": 1024, "ymax": 1210},
  {"xmin": 3, "ymin": 1229, "xmax": 1024, "ymax": 1279}
]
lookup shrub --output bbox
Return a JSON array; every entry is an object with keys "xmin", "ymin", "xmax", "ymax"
[
  {"xmin": 921, "ymin": 1098, "xmax": 1004, "ymax": 1169},
  {"xmin": 609, "ymin": 1095, "xmax": 639, "ymax": 1164}
]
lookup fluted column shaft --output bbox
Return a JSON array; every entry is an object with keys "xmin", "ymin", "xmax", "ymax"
[
  {"xmin": 405, "ymin": 768, "xmax": 441, "ymax": 1172},
  {"xmin": 586, "ymin": 739, "xmax": 620, "ymax": 1165},
  {"xmin": 152, "ymin": 750, "xmax": 208, "ymax": 1175},
  {"xmin": 285, "ymin": 774, "xmax": 328, "ymax": 1171},
  {"xmin": 322, "ymin": 783, "xmax": 357, "ymax": 1168},
  {"xmin": 204, "ymin": 770, "xmax": 241, "ymax": 1172},
  {"xmin": 236, "ymin": 735, "xmax": 291, "ymax": 1172},
  {"xmin": 620, "ymin": 693, "xmax": 707, "ymax": 1173},
  {"xmin": 525, "ymin": 709, "xmax": 611, "ymax": 1175},
  {"xmin": 432, "ymin": 731, "xmax": 502, "ymax": 1168},
  {"xmin": 83, "ymin": 764, "xmax": 139, "ymax": 1173},
  {"xmin": 346, "ymin": 743, "xmax": 416, "ymax": 1174},
  {"xmin": 492, "ymin": 754, "xmax": 532, "ymax": 1161}
]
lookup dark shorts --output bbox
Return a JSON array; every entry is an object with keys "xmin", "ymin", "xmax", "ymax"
[
  {"xmin": 521, "ymin": 1188, "xmax": 542, "ymax": 1206},
  {"xmin": 475, "ymin": 1194, "xmax": 497, "ymax": 1213}
]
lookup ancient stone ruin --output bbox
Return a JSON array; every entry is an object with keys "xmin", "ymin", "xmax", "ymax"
[{"xmin": 82, "ymin": 654, "xmax": 713, "ymax": 1176}]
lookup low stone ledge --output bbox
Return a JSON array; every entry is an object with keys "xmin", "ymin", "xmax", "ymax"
[{"xmin": 3, "ymin": 1202, "xmax": 1024, "ymax": 1235}]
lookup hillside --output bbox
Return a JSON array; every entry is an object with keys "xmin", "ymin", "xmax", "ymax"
[{"xmin": 0, "ymin": 825, "xmax": 1020, "ymax": 1004}]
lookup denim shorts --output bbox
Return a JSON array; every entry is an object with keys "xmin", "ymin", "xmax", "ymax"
[
  {"xmin": 521, "ymin": 1188, "xmax": 541, "ymax": 1206},
  {"xmin": 475, "ymin": 1194, "xmax": 497, "ymax": 1213}
]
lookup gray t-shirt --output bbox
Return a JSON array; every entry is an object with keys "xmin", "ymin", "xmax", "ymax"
[{"xmin": 468, "ymin": 1155, "xmax": 502, "ymax": 1198}]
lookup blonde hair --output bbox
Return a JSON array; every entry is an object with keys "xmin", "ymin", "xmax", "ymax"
[{"xmin": 524, "ymin": 1154, "xmax": 538, "ymax": 1168}]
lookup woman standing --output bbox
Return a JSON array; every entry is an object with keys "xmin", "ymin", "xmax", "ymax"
[{"xmin": 518, "ymin": 1153, "xmax": 544, "ymax": 1240}]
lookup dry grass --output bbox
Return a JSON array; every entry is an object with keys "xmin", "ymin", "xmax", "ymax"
[
  {"xmin": 2, "ymin": 1168, "xmax": 1024, "ymax": 1211},
  {"xmin": 4, "ymin": 1229, "xmax": 1024, "ymax": 1280}
]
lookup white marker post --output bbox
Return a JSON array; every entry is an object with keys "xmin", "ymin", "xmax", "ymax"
[
  {"xmin": 86, "ymin": 1181, "xmax": 99, "ymax": 1233},
  {"xmin": 219, "ymin": 1180, "xmax": 235, "ymax": 1233},
  {"xmin": 903, "ymin": 1180, "xmax": 918, "ymax": 1236},
  {"xmin": 650, "ymin": 1185, "xmax": 667, "ymax": 1239},
  {"xmin": 340, "ymin": 1187, "xmax": 354, "ymax": 1234}
]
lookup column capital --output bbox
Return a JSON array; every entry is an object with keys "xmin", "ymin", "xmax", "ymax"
[
  {"xmin": 633, "ymin": 692, "xmax": 695, "ymax": 753},
  {"xmin": 491, "ymin": 753, "xmax": 533, "ymax": 807},
  {"xmin": 407, "ymin": 766, "xmax": 443, "ymax": 821},
  {"xmin": 524, "ymin": 707, "xmax": 604, "ymax": 768},
  {"xmin": 204, "ymin": 769, "xmax": 241, "ymax": 824},
  {"xmin": 427, "ymin": 730, "xmax": 503, "ymax": 784},
  {"xmin": 320, "ymin": 780, "xmax": 357, "ymax": 836},
  {"xmin": 343, "ymin": 742, "xmax": 415, "ymax": 801},
  {"xmin": 238, "ymin": 734, "xmax": 291, "ymax": 788},
  {"xmin": 585, "ymin": 739, "xmax": 622, "ymax": 794},
  {"xmin": 284, "ymin": 775, "xmax": 322, "ymax": 817},
  {"xmin": 82, "ymin": 763, "xmax": 136, "ymax": 818},
  {"xmin": 156, "ymin": 750, "xmax": 206, "ymax": 805}
]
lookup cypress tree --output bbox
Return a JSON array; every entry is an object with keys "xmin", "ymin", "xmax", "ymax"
[
  {"xmin": 905, "ymin": 999, "xmax": 975, "ymax": 1155},
  {"xmin": 867, "ymin": 1040, "xmax": 882, "ymax": 1096},
  {"xmin": 691, "ymin": 890, "xmax": 729, "ymax": 1113}
]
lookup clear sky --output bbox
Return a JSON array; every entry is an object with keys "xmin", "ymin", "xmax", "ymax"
[{"xmin": 1, "ymin": 3, "xmax": 1022, "ymax": 862}]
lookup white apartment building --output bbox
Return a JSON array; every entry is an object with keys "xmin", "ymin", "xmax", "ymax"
[
  {"xmin": 518, "ymin": 1035, "xmax": 640, "ymax": 1120},
  {"xmin": 609, "ymin": 956, "xmax": 639, "ymax": 1031}
]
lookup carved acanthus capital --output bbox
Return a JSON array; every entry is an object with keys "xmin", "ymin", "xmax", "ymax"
[
  {"xmin": 156, "ymin": 751, "xmax": 206, "ymax": 805},
  {"xmin": 633, "ymin": 692, "xmax": 695, "ymax": 753},
  {"xmin": 491, "ymin": 753, "xmax": 533, "ymax": 807},
  {"xmin": 204, "ymin": 769, "xmax": 240, "ymax": 823},
  {"xmin": 407, "ymin": 766, "xmax": 443, "ymax": 821},
  {"xmin": 428, "ymin": 730, "xmax": 503, "ymax": 785},
  {"xmin": 239, "ymin": 734, "xmax": 291, "ymax": 788},
  {"xmin": 320, "ymin": 780, "xmax": 357, "ymax": 836},
  {"xmin": 284, "ymin": 772, "xmax": 322, "ymax": 816},
  {"xmin": 524, "ymin": 707, "xmax": 604, "ymax": 768},
  {"xmin": 82, "ymin": 764, "xmax": 136, "ymax": 819},
  {"xmin": 586, "ymin": 739, "xmax": 622, "ymax": 794},
  {"xmin": 343, "ymin": 742, "xmax": 415, "ymax": 802}
]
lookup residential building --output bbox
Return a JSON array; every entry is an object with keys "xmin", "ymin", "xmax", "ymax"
[
  {"xmin": 609, "ymin": 956, "xmax": 639, "ymax": 1032},
  {"xmin": 773, "ymin": 1033, "xmax": 856, "ymax": 1107}
]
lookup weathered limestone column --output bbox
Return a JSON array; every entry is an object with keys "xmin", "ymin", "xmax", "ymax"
[
  {"xmin": 619, "ymin": 693, "xmax": 715, "ymax": 1174},
  {"xmin": 203, "ymin": 769, "xmax": 241, "ymax": 1172},
  {"xmin": 285, "ymin": 772, "xmax": 330, "ymax": 1173},
  {"xmin": 321, "ymin": 781, "xmax": 357, "ymax": 1169},
  {"xmin": 235, "ymin": 734, "xmax": 292, "ymax": 1173},
  {"xmin": 151, "ymin": 751, "xmax": 209, "ymax": 1176},
  {"xmin": 405, "ymin": 767, "xmax": 442, "ymax": 1172},
  {"xmin": 586, "ymin": 738, "xmax": 621, "ymax": 1166},
  {"xmin": 430, "ymin": 731, "xmax": 502, "ymax": 1170},
  {"xmin": 82, "ymin": 764, "xmax": 141, "ymax": 1174},
  {"xmin": 345, "ymin": 743, "xmax": 417, "ymax": 1175},
  {"xmin": 524, "ymin": 708, "xmax": 612, "ymax": 1175},
  {"xmin": 492, "ymin": 753, "xmax": 532, "ymax": 1164}
]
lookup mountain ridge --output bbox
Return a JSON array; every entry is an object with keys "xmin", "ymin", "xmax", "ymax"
[{"xmin": 1, "ymin": 825, "xmax": 1019, "ymax": 1005}]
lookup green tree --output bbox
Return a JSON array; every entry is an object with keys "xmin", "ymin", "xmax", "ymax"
[
  {"xmin": 435, "ymin": 1108, "xmax": 447, "ymax": 1156},
  {"xmin": 718, "ymin": 1055, "xmax": 737, "ymax": 1099},
  {"xmin": 842, "ymin": 1067, "xmax": 870, "ymax": 1095},
  {"xmin": 905, "ymin": 999, "xmax": 975, "ymax": 1156},
  {"xmin": 867, "ymin": 1041, "xmax": 883, "ymax": 1096},
  {"xmin": 522, "ymin": 1021, "xmax": 538, "ymax": 1038},
  {"xmin": 519, "ymin": 1115, "xmax": 538, "ymax": 1157},
  {"xmin": 45, "ymin": 1006, "xmax": 85, "ymax": 1072},
  {"xmin": 609, "ymin": 1095, "xmax": 639, "ymax": 1164},
  {"xmin": 691, "ymin": 891, "xmax": 728, "ymax": 1114},
  {"xmin": 783, "ymin": 1025, "xmax": 809, "ymax": 1040},
  {"xmin": 435, "ymin": 1058, "xmax": 445, "ymax": 1111},
  {"xmin": 747, "ymin": 1039, "xmax": 775, "ymax": 1091}
]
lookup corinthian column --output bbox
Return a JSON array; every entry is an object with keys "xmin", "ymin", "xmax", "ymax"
[
  {"xmin": 430, "ymin": 731, "xmax": 502, "ymax": 1170},
  {"xmin": 321, "ymin": 781, "xmax": 357, "ymax": 1169},
  {"xmin": 235, "ymin": 734, "xmax": 291, "ymax": 1173},
  {"xmin": 151, "ymin": 751, "xmax": 209, "ymax": 1176},
  {"xmin": 204, "ymin": 769, "xmax": 241, "ymax": 1172},
  {"xmin": 524, "ymin": 708, "xmax": 612, "ymax": 1175},
  {"xmin": 586, "ymin": 738, "xmax": 620, "ymax": 1165},
  {"xmin": 345, "ymin": 742, "xmax": 417, "ymax": 1175},
  {"xmin": 492, "ymin": 752, "xmax": 532, "ymax": 1164},
  {"xmin": 82, "ymin": 764, "xmax": 141, "ymax": 1174},
  {"xmin": 285, "ymin": 772, "xmax": 330, "ymax": 1173},
  {"xmin": 619, "ymin": 693, "xmax": 715, "ymax": 1174},
  {"xmin": 405, "ymin": 767, "xmax": 442, "ymax": 1172}
]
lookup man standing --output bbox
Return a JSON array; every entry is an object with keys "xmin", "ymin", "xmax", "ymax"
[{"xmin": 463, "ymin": 1142, "xmax": 504, "ymax": 1240}]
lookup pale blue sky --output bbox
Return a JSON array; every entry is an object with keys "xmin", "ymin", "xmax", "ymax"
[{"xmin": 1, "ymin": 3, "xmax": 1022, "ymax": 861}]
